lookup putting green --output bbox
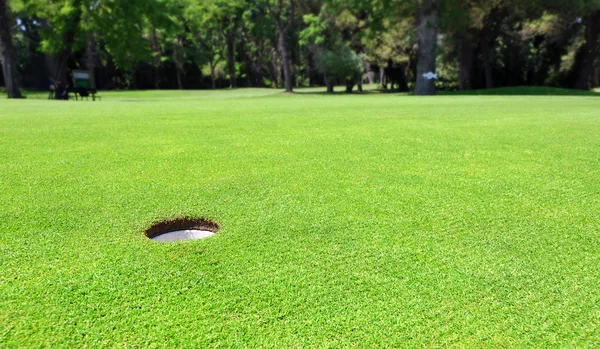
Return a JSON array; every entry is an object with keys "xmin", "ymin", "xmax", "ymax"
[{"xmin": 1, "ymin": 89, "xmax": 599, "ymax": 347}]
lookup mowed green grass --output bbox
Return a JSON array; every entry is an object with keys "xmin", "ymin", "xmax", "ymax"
[{"xmin": 1, "ymin": 89, "xmax": 599, "ymax": 347}]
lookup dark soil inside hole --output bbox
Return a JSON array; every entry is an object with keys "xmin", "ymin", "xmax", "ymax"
[{"xmin": 145, "ymin": 217, "xmax": 220, "ymax": 239}]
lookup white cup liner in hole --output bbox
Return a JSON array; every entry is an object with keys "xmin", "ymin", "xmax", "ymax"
[{"xmin": 152, "ymin": 229, "xmax": 215, "ymax": 242}]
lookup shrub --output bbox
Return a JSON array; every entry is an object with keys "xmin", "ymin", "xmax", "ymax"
[{"xmin": 315, "ymin": 44, "xmax": 364, "ymax": 92}]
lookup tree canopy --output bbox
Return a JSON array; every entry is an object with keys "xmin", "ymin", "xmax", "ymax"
[{"xmin": 1, "ymin": 0, "xmax": 600, "ymax": 95}]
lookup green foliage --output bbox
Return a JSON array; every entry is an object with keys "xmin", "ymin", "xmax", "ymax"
[
  {"xmin": 21, "ymin": 0, "xmax": 86, "ymax": 54},
  {"xmin": 299, "ymin": 14, "xmax": 328, "ymax": 46},
  {"xmin": 362, "ymin": 17, "xmax": 416, "ymax": 65},
  {"xmin": 5, "ymin": 0, "xmax": 600, "ymax": 90},
  {"xmin": 92, "ymin": 0, "xmax": 166, "ymax": 68},
  {"xmin": 13, "ymin": 0, "xmax": 171, "ymax": 69},
  {"xmin": 201, "ymin": 60, "xmax": 227, "ymax": 78},
  {"xmin": 315, "ymin": 43, "xmax": 364, "ymax": 82}
]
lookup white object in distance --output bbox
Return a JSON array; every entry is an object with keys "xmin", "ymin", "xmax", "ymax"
[{"xmin": 423, "ymin": 72, "xmax": 438, "ymax": 80}]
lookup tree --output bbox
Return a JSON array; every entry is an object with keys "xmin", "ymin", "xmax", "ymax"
[
  {"xmin": 23, "ymin": 0, "xmax": 84, "ymax": 87},
  {"xmin": 574, "ymin": 11, "xmax": 600, "ymax": 89},
  {"xmin": 6, "ymin": 0, "xmax": 599, "ymax": 92},
  {"xmin": 314, "ymin": 44, "xmax": 363, "ymax": 92},
  {"xmin": 183, "ymin": 0, "xmax": 248, "ymax": 89},
  {"xmin": 300, "ymin": 10, "xmax": 336, "ymax": 91},
  {"xmin": 0, "ymin": 0, "xmax": 23, "ymax": 98},
  {"xmin": 540, "ymin": 0, "xmax": 600, "ymax": 89},
  {"xmin": 414, "ymin": 0, "xmax": 440, "ymax": 95},
  {"xmin": 265, "ymin": 0, "xmax": 296, "ymax": 92},
  {"xmin": 362, "ymin": 17, "xmax": 416, "ymax": 91},
  {"xmin": 184, "ymin": 0, "xmax": 224, "ymax": 89},
  {"xmin": 14, "ymin": 0, "xmax": 163, "ymax": 94},
  {"xmin": 225, "ymin": 20, "xmax": 237, "ymax": 88},
  {"xmin": 206, "ymin": 0, "xmax": 247, "ymax": 88},
  {"xmin": 300, "ymin": 7, "xmax": 366, "ymax": 92},
  {"xmin": 324, "ymin": 0, "xmax": 415, "ymax": 90},
  {"xmin": 240, "ymin": 2, "xmax": 280, "ymax": 87},
  {"xmin": 440, "ymin": 0, "xmax": 474, "ymax": 90},
  {"xmin": 196, "ymin": 29, "xmax": 226, "ymax": 89}
]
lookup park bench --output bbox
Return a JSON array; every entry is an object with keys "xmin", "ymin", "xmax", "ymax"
[
  {"xmin": 48, "ymin": 72, "xmax": 101, "ymax": 101},
  {"xmin": 90, "ymin": 88, "xmax": 101, "ymax": 101},
  {"xmin": 77, "ymin": 87, "xmax": 90, "ymax": 100},
  {"xmin": 74, "ymin": 87, "xmax": 102, "ymax": 101}
]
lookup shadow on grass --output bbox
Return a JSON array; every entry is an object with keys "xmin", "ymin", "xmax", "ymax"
[
  {"xmin": 7, "ymin": 86, "xmax": 599, "ymax": 100},
  {"xmin": 294, "ymin": 86, "xmax": 600, "ymax": 96},
  {"xmin": 293, "ymin": 86, "xmax": 409, "ymax": 96},
  {"xmin": 439, "ymin": 86, "xmax": 600, "ymax": 96}
]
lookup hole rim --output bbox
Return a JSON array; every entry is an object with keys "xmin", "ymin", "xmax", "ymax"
[{"xmin": 144, "ymin": 217, "xmax": 220, "ymax": 240}]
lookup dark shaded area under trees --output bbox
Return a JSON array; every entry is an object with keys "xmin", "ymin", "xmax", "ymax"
[{"xmin": 1, "ymin": 0, "xmax": 600, "ymax": 97}]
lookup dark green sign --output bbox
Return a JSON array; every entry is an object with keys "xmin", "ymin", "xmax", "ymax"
[{"xmin": 73, "ymin": 70, "xmax": 91, "ymax": 89}]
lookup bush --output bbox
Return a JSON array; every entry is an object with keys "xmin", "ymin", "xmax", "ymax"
[{"xmin": 315, "ymin": 44, "xmax": 364, "ymax": 92}]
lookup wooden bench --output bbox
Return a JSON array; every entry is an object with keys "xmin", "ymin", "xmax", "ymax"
[{"xmin": 74, "ymin": 87, "xmax": 102, "ymax": 101}]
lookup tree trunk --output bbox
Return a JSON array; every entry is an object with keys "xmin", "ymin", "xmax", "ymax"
[
  {"xmin": 54, "ymin": 51, "xmax": 71, "ymax": 84},
  {"xmin": 306, "ymin": 48, "xmax": 317, "ymax": 86},
  {"xmin": 53, "ymin": 26, "xmax": 79, "ymax": 97},
  {"xmin": 407, "ymin": 46, "xmax": 418, "ymax": 84},
  {"xmin": 366, "ymin": 61, "xmax": 375, "ymax": 84},
  {"xmin": 0, "ymin": 0, "xmax": 22, "ymax": 98},
  {"xmin": 240, "ymin": 25, "xmax": 253, "ymax": 87},
  {"xmin": 84, "ymin": 33, "xmax": 98, "ymax": 90},
  {"xmin": 209, "ymin": 61, "xmax": 216, "ymax": 89},
  {"xmin": 325, "ymin": 74, "xmax": 334, "ymax": 93},
  {"xmin": 226, "ymin": 28, "xmax": 237, "ymax": 88},
  {"xmin": 379, "ymin": 65, "xmax": 386, "ymax": 89},
  {"xmin": 505, "ymin": 40, "xmax": 522, "ymax": 86},
  {"xmin": 270, "ymin": 47, "xmax": 279, "ymax": 88},
  {"xmin": 458, "ymin": 38, "xmax": 473, "ymax": 90},
  {"xmin": 482, "ymin": 40, "xmax": 494, "ymax": 89},
  {"xmin": 150, "ymin": 25, "xmax": 161, "ymax": 89},
  {"xmin": 397, "ymin": 63, "xmax": 409, "ymax": 91},
  {"xmin": 346, "ymin": 81, "xmax": 355, "ymax": 93},
  {"xmin": 574, "ymin": 11, "xmax": 600, "ymax": 90},
  {"xmin": 414, "ymin": 0, "xmax": 439, "ymax": 96},
  {"xmin": 278, "ymin": 26, "xmax": 293, "ymax": 92},
  {"xmin": 54, "ymin": 50, "xmax": 73, "ymax": 99},
  {"xmin": 253, "ymin": 38, "xmax": 266, "ymax": 87},
  {"xmin": 174, "ymin": 35, "xmax": 184, "ymax": 90},
  {"xmin": 345, "ymin": 80, "xmax": 355, "ymax": 93}
]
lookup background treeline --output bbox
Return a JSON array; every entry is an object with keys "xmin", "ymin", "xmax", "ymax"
[{"xmin": 1, "ymin": 0, "xmax": 600, "ymax": 96}]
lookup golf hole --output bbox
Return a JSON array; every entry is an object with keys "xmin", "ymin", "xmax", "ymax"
[{"xmin": 145, "ymin": 217, "xmax": 220, "ymax": 242}]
